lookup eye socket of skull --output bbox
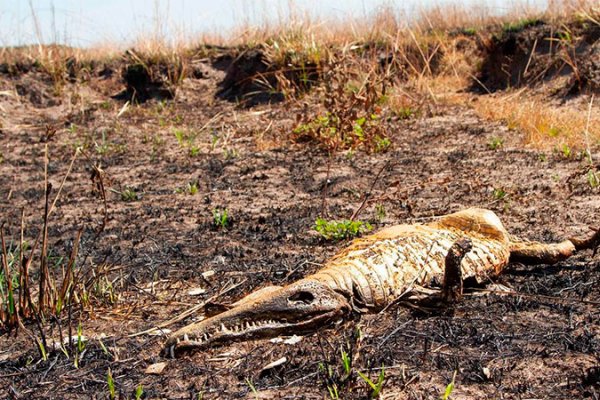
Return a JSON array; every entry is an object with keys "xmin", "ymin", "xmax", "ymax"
[{"xmin": 288, "ymin": 291, "xmax": 315, "ymax": 304}]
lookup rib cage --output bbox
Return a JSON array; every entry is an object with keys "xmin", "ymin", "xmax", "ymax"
[{"xmin": 309, "ymin": 210, "xmax": 511, "ymax": 309}]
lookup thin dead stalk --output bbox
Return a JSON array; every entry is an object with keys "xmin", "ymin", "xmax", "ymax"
[
  {"xmin": 350, "ymin": 160, "xmax": 390, "ymax": 221},
  {"xmin": 128, "ymin": 278, "xmax": 247, "ymax": 337},
  {"xmin": 584, "ymin": 94, "xmax": 595, "ymax": 164}
]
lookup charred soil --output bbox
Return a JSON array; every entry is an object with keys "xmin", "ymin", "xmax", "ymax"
[{"xmin": 0, "ymin": 25, "xmax": 599, "ymax": 399}]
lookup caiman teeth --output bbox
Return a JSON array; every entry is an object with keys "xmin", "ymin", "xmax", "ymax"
[{"xmin": 183, "ymin": 334, "xmax": 189, "ymax": 341}]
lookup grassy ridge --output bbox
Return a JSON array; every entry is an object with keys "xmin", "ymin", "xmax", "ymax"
[{"xmin": 0, "ymin": 1, "xmax": 599, "ymax": 150}]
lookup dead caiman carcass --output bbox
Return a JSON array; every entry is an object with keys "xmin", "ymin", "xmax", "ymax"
[{"xmin": 165, "ymin": 208, "xmax": 599, "ymax": 355}]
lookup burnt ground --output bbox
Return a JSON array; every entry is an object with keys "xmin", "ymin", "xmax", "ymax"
[{"xmin": 0, "ymin": 46, "xmax": 599, "ymax": 400}]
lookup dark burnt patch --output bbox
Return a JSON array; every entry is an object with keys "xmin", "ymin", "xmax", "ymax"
[
  {"xmin": 115, "ymin": 62, "xmax": 174, "ymax": 103},
  {"xmin": 14, "ymin": 75, "xmax": 61, "ymax": 108},
  {"xmin": 215, "ymin": 48, "xmax": 319, "ymax": 106},
  {"xmin": 475, "ymin": 20, "xmax": 600, "ymax": 95},
  {"xmin": 0, "ymin": 32, "xmax": 599, "ymax": 399}
]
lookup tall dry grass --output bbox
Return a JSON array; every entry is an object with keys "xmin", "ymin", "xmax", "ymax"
[
  {"xmin": 473, "ymin": 93, "xmax": 600, "ymax": 149},
  {"xmin": 2, "ymin": 1, "xmax": 598, "ymax": 149}
]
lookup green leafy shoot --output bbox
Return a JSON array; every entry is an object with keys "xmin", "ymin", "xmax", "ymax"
[
  {"xmin": 375, "ymin": 204, "xmax": 386, "ymax": 221},
  {"xmin": 135, "ymin": 384, "xmax": 144, "ymax": 400},
  {"xmin": 315, "ymin": 218, "xmax": 372, "ymax": 240},
  {"xmin": 487, "ymin": 137, "xmax": 504, "ymax": 150},
  {"xmin": 357, "ymin": 365, "xmax": 385, "ymax": 398},
  {"xmin": 107, "ymin": 368, "xmax": 116, "ymax": 400},
  {"xmin": 112, "ymin": 187, "xmax": 139, "ymax": 202},
  {"xmin": 492, "ymin": 187, "xmax": 507, "ymax": 201},
  {"xmin": 213, "ymin": 208, "xmax": 230, "ymax": 229},
  {"xmin": 77, "ymin": 322, "xmax": 85, "ymax": 353},
  {"xmin": 340, "ymin": 347, "xmax": 351, "ymax": 376},
  {"xmin": 245, "ymin": 378, "xmax": 259, "ymax": 400},
  {"xmin": 441, "ymin": 370, "xmax": 457, "ymax": 400},
  {"xmin": 561, "ymin": 143, "xmax": 572, "ymax": 158},
  {"xmin": 37, "ymin": 338, "xmax": 48, "ymax": 361},
  {"xmin": 176, "ymin": 182, "xmax": 199, "ymax": 195},
  {"xmin": 587, "ymin": 170, "xmax": 599, "ymax": 189},
  {"xmin": 99, "ymin": 337, "xmax": 110, "ymax": 357}
]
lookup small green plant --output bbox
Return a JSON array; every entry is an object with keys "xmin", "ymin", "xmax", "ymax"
[
  {"xmin": 37, "ymin": 338, "xmax": 48, "ymax": 361},
  {"xmin": 394, "ymin": 106, "xmax": 415, "ymax": 120},
  {"xmin": 210, "ymin": 132, "xmax": 220, "ymax": 151},
  {"xmin": 213, "ymin": 208, "xmax": 230, "ymax": 229},
  {"xmin": 223, "ymin": 148, "xmax": 238, "ymax": 160},
  {"xmin": 92, "ymin": 275, "xmax": 119, "ymax": 304},
  {"xmin": 120, "ymin": 187, "xmax": 139, "ymax": 202},
  {"xmin": 548, "ymin": 126, "xmax": 561, "ymax": 137},
  {"xmin": 107, "ymin": 368, "xmax": 116, "ymax": 400},
  {"xmin": 502, "ymin": 17, "xmax": 542, "ymax": 34},
  {"xmin": 74, "ymin": 321, "xmax": 85, "ymax": 368},
  {"xmin": 293, "ymin": 60, "xmax": 391, "ymax": 153},
  {"xmin": 357, "ymin": 366, "xmax": 385, "ymax": 398},
  {"xmin": 340, "ymin": 347, "xmax": 352, "ymax": 377},
  {"xmin": 538, "ymin": 152, "xmax": 547, "ymax": 162},
  {"xmin": 176, "ymin": 182, "xmax": 199, "ymax": 195},
  {"xmin": 142, "ymin": 133, "xmax": 166, "ymax": 160},
  {"xmin": 94, "ymin": 131, "xmax": 111, "ymax": 155},
  {"xmin": 135, "ymin": 384, "xmax": 144, "ymax": 400},
  {"xmin": 588, "ymin": 170, "xmax": 599, "ymax": 189},
  {"xmin": 77, "ymin": 322, "xmax": 85, "ymax": 353},
  {"xmin": 488, "ymin": 137, "xmax": 504, "ymax": 150},
  {"xmin": 374, "ymin": 136, "xmax": 391, "ymax": 153},
  {"xmin": 328, "ymin": 384, "xmax": 340, "ymax": 400},
  {"xmin": 583, "ymin": 149, "xmax": 593, "ymax": 164},
  {"xmin": 319, "ymin": 362, "xmax": 340, "ymax": 400},
  {"xmin": 461, "ymin": 27, "xmax": 477, "ymax": 36},
  {"xmin": 557, "ymin": 29, "xmax": 572, "ymax": 43},
  {"xmin": 560, "ymin": 143, "xmax": 572, "ymax": 158},
  {"xmin": 174, "ymin": 128, "xmax": 186, "ymax": 146},
  {"xmin": 492, "ymin": 187, "xmax": 507, "ymax": 201},
  {"xmin": 245, "ymin": 378, "xmax": 259, "ymax": 400},
  {"xmin": 173, "ymin": 114, "xmax": 184, "ymax": 125},
  {"xmin": 440, "ymin": 371, "xmax": 457, "ymax": 400},
  {"xmin": 375, "ymin": 204, "xmax": 386, "ymax": 222},
  {"xmin": 315, "ymin": 218, "xmax": 372, "ymax": 240},
  {"xmin": 98, "ymin": 337, "xmax": 110, "ymax": 357},
  {"xmin": 173, "ymin": 128, "xmax": 199, "ymax": 155},
  {"xmin": 189, "ymin": 146, "xmax": 201, "ymax": 157}
]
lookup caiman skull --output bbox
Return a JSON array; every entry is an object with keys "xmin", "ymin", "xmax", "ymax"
[{"xmin": 165, "ymin": 279, "xmax": 351, "ymax": 355}]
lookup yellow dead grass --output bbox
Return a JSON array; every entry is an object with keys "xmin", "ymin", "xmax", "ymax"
[{"xmin": 471, "ymin": 92, "xmax": 600, "ymax": 150}]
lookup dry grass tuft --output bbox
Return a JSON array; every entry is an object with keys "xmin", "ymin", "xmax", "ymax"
[
  {"xmin": 473, "ymin": 92, "xmax": 600, "ymax": 150},
  {"xmin": 2, "ymin": 1, "xmax": 598, "ymax": 149}
]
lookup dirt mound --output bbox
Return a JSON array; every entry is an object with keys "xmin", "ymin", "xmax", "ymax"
[
  {"xmin": 215, "ymin": 48, "xmax": 319, "ymax": 106},
  {"xmin": 476, "ymin": 20, "xmax": 600, "ymax": 95},
  {"xmin": 14, "ymin": 76, "xmax": 61, "ymax": 108}
]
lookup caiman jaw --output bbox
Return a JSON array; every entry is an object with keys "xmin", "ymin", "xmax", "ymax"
[{"xmin": 165, "ymin": 279, "xmax": 350, "ymax": 355}]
